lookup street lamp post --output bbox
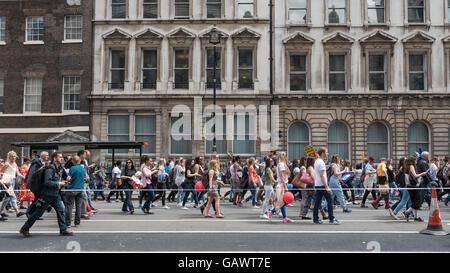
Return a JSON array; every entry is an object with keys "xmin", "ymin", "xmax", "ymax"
[{"xmin": 209, "ymin": 27, "xmax": 220, "ymax": 155}]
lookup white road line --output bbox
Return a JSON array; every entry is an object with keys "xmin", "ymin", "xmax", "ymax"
[
  {"xmin": 0, "ymin": 230, "xmax": 421, "ymax": 234},
  {"xmin": 3, "ymin": 218, "xmax": 449, "ymax": 223}
]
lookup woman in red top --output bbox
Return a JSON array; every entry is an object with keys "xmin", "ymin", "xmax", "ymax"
[
  {"xmin": 18, "ymin": 157, "xmax": 34, "ymax": 209},
  {"xmin": 247, "ymin": 158, "xmax": 260, "ymax": 209}
]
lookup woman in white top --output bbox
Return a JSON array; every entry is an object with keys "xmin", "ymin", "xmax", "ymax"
[
  {"xmin": 0, "ymin": 151, "xmax": 26, "ymax": 218},
  {"xmin": 269, "ymin": 152, "xmax": 293, "ymax": 223}
]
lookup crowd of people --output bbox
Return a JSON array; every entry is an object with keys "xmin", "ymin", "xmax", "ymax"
[{"xmin": 0, "ymin": 147, "xmax": 449, "ymax": 236}]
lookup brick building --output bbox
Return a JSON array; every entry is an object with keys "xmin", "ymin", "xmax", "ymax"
[{"xmin": 0, "ymin": 0, "xmax": 92, "ymax": 159}]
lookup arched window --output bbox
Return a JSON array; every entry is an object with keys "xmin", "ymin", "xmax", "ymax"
[
  {"xmin": 367, "ymin": 121, "xmax": 389, "ymax": 161},
  {"xmin": 328, "ymin": 121, "xmax": 349, "ymax": 160},
  {"xmin": 408, "ymin": 121, "xmax": 429, "ymax": 156},
  {"xmin": 288, "ymin": 122, "xmax": 310, "ymax": 160}
]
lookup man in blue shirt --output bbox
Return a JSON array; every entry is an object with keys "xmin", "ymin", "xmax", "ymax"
[{"xmin": 64, "ymin": 156, "xmax": 85, "ymax": 227}]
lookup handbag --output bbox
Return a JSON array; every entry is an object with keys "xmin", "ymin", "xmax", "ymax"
[
  {"xmin": 300, "ymin": 172, "xmax": 314, "ymax": 186},
  {"xmin": 292, "ymin": 172, "xmax": 305, "ymax": 189}
]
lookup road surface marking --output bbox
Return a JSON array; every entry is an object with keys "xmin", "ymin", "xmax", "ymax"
[{"xmin": 0, "ymin": 230, "xmax": 421, "ymax": 234}]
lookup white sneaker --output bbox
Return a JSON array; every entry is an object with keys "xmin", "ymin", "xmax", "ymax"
[
  {"xmin": 287, "ymin": 203, "xmax": 294, "ymax": 207},
  {"xmin": 252, "ymin": 205, "xmax": 260, "ymax": 209},
  {"xmin": 162, "ymin": 205, "xmax": 170, "ymax": 209},
  {"xmin": 181, "ymin": 206, "xmax": 189, "ymax": 210},
  {"xmin": 177, "ymin": 202, "xmax": 182, "ymax": 207},
  {"xmin": 260, "ymin": 214, "xmax": 269, "ymax": 219}
]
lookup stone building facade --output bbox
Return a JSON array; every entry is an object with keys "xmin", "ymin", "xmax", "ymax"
[
  {"xmin": 0, "ymin": 0, "xmax": 92, "ymax": 158},
  {"xmin": 90, "ymin": 0, "xmax": 450, "ymax": 165}
]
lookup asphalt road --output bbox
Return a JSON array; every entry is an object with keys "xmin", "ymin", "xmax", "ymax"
[{"xmin": 1, "ymin": 193, "xmax": 449, "ymax": 252}]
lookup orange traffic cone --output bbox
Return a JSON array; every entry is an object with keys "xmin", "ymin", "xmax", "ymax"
[{"xmin": 420, "ymin": 187, "xmax": 448, "ymax": 236}]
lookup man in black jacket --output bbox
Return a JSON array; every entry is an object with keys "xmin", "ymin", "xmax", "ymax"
[
  {"xmin": 417, "ymin": 151, "xmax": 432, "ymax": 208},
  {"xmin": 20, "ymin": 152, "xmax": 73, "ymax": 237}
]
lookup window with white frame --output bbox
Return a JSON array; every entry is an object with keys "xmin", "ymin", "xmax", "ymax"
[
  {"xmin": 367, "ymin": 0, "xmax": 385, "ymax": 23},
  {"xmin": 448, "ymin": 0, "xmax": 450, "ymax": 23},
  {"xmin": 408, "ymin": 0, "xmax": 425, "ymax": 23},
  {"xmin": 409, "ymin": 53, "xmax": 427, "ymax": 91},
  {"xmin": 0, "ymin": 79, "xmax": 3, "ymax": 113},
  {"xmin": 290, "ymin": 54, "xmax": 307, "ymax": 91},
  {"xmin": 206, "ymin": 47, "xmax": 221, "ymax": 89},
  {"xmin": 109, "ymin": 49, "xmax": 125, "ymax": 90},
  {"xmin": 329, "ymin": 54, "xmax": 346, "ymax": 91},
  {"xmin": 328, "ymin": 122, "xmax": 349, "ymax": 160},
  {"xmin": 112, "ymin": 0, "xmax": 127, "ymax": 19},
  {"xmin": 170, "ymin": 114, "xmax": 192, "ymax": 155},
  {"xmin": 143, "ymin": 0, "xmax": 158, "ymax": 18},
  {"xmin": 63, "ymin": 76, "xmax": 81, "ymax": 111},
  {"xmin": 238, "ymin": 0, "xmax": 254, "ymax": 18},
  {"xmin": 238, "ymin": 48, "xmax": 254, "ymax": 89},
  {"xmin": 64, "ymin": 15, "xmax": 82, "ymax": 41},
  {"xmin": 135, "ymin": 115, "xmax": 156, "ymax": 154},
  {"xmin": 408, "ymin": 121, "xmax": 429, "ymax": 156},
  {"xmin": 289, "ymin": 0, "xmax": 307, "ymax": 24},
  {"xmin": 174, "ymin": 48, "xmax": 189, "ymax": 89},
  {"xmin": 369, "ymin": 54, "xmax": 387, "ymax": 91},
  {"xmin": 288, "ymin": 122, "xmax": 310, "ymax": 160},
  {"xmin": 205, "ymin": 114, "xmax": 227, "ymax": 155},
  {"xmin": 26, "ymin": 17, "xmax": 43, "ymax": 42},
  {"xmin": 328, "ymin": 0, "xmax": 346, "ymax": 24},
  {"xmin": 174, "ymin": 0, "xmax": 190, "ymax": 18},
  {"xmin": 0, "ymin": 17, "xmax": 5, "ymax": 42},
  {"xmin": 233, "ymin": 113, "xmax": 256, "ymax": 155},
  {"xmin": 24, "ymin": 78, "xmax": 42, "ymax": 113},
  {"xmin": 142, "ymin": 49, "xmax": 157, "ymax": 89},
  {"xmin": 206, "ymin": 0, "xmax": 222, "ymax": 18},
  {"xmin": 367, "ymin": 122, "xmax": 389, "ymax": 161},
  {"xmin": 108, "ymin": 115, "xmax": 129, "ymax": 154}
]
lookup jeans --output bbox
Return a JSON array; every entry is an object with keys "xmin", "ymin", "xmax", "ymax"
[
  {"xmin": 182, "ymin": 182, "xmax": 198, "ymax": 207},
  {"xmin": 353, "ymin": 178, "xmax": 363, "ymax": 196},
  {"xmin": 21, "ymin": 194, "xmax": 67, "ymax": 232},
  {"xmin": 93, "ymin": 184, "xmax": 105, "ymax": 200},
  {"xmin": 122, "ymin": 189, "xmax": 134, "ymax": 212},
  {"xmin": 139, "ymin": 190, "xmax": 144, "ymax": 205},
  {"xmin": 271, "ymin": 204, "xmax": 287, "ymax": 218},
  {"xmin": 392, "ymin": 188, "xmax": 411, "ymax": 214},
  {"xmin": 177, "ymin": 185, "xmax": 185, "ymax": 204},
  {"xmin": 389, "ymin": 181, "xmax": 398, "ymax": 200},
  {"xmin": 229, "ymin": 180, "xmax": 234, "ymax": 202},
  {"xmin": 142, "ymin": 184, "xmax": 154, "ymax": 211},
  {"xmin": 241, "ymin": 182, "xmax": 257, "ymax": 206},
  {"xmin": 328, "ymin": 179, "xmax": 347, "ymax": 209},
  {"xmin": 261, "ymin": 185, "xmax": 274, "ymax": 214},
  {"xmin": 86, "ymin": 186, "xmax": 95, "ymax": 210},
  {"xmin": 314, "ymin": 187, "xmax": 334, "ymax": 222},
  {"xmin": 63, "ymin": 191, "xmax": 83, "ymax": 226}
]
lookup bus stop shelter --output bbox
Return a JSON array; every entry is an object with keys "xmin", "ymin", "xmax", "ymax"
[{"xmin": 11, "ymin": 141, "xmax": 146, "ymax": 164}]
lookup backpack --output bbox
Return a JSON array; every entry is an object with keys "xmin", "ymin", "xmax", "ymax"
[
  {"xmin": 437, "ymin": 163, "xmax": 447, "ymax": 182},
  {"xmin": 326, "ymin": 165, "xmax": 334, "ymax": 181},
  {"xmin": 30, "ymin": 165, "xmax": 52, "ymax": 195},
  {"xmin": 201, "ymin": 170, "xmax": 210, "ymax": 189}
]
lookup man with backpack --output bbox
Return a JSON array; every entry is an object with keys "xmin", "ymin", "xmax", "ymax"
[
  {"xmin": 438, "ymin": 156, "xmax": 450, "ymax": 205},
  {"xmin": 24, "ymin": 151, "xmax": 49, "ymax": 219},
  {"xmin": 20, "ymin": 152, "xmax": 73, "ymax": 237}
]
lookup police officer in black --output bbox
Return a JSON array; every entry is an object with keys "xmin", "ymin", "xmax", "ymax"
[{"xmin": 20, "ymin": 152, "xmax": 73, "ymax": 237}]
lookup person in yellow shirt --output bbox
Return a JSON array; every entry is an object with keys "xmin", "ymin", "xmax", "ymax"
[{"xmin": 373, "ymin": 158, "xmax": 393, "ymax": 215}]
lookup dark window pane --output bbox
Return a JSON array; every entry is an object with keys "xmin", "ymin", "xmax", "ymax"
[
  {"xmin": 408, "ymin": 7, "xmax": 424, "ymax": 22},
  {"xmin": 239, "ymin": 69, "xmax": 253, "ymax": 88},
  {"xmin": 207, "ymin": 2, "xmax": 221, "ymax": 18},
  {"xmin": 206, "ymin": 48, "xmax": 221, "ymax": 68},
  {"xmin": 143, "ymin": 0, "xmax": 158, "ymax": 19},
  {"xmin": 290, "ymin": 55, "xmax": 306, "ymax": 71},
  {"xmin": 329, "ymin": 73, "xmax": 346, "ymax": 91},
  {"xmin": 175, "ymin": 49, "xmax": 189, "ymax": 68},
  {"xmin": 329, "ymin": 55, "xmax": 345, "ymax": 71},
  {"xmin": 111, "ymin": 50, "xmax": 125, "ymax": 68},
  {"xmin": 369, "ymin": 73, "xmax": 385, "ymax": 90},
  {"xmin": 111, "ymin": 70, "xmax": 125, "ymax": 84},
  {"xmin": 409, "ymin": 54, "xmax": 424, "ymax": 71},
  {"xmin": 369, "ymin": 55, "xmax": 385, "ymax": 71},
  {"xmin": 290, "ymin": 74, "xmax": 306, "ymax": 91},
  {"xmin": 206, "ymin": 69, "xmax": 221, "ymax": 88},
  {"xmin": 408, "ymin": 0, "xmax": 424, "ymax": 6},
  {"xmin": 175, "ymin": 0, "xmax": 190, "ymax": 17},
  {"xmin": 143, "ymin": 50, "xmax": 157, "ymax": 68},
  {"xmin": 174, "ymin": 69, "xmax": 189, "ymax": 88},
  {"xmin": 239, "ymin": 49, "xmax": 253, "ymax": 68},
  {"xmin": 142, "ymin": 70, "xmax": 157, "ymax": 86},
  {"xmin": 328, "ymin": 9, "xmax": 345, "ymax": 23},
  {"xmin": 409, "ymin": 74, "xmax": 425, "ymax": 90}
]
